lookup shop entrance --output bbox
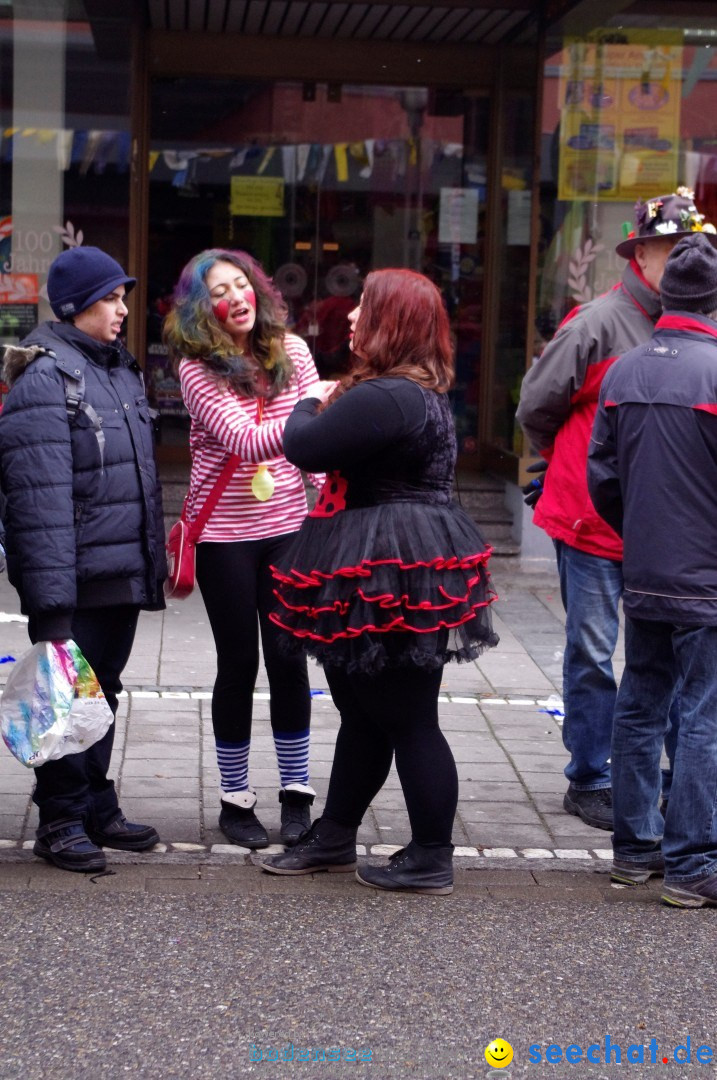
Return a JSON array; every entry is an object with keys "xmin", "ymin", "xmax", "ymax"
[{"xmin": 146, "ymin": 77, "xmax": 490, "ymax": 461}]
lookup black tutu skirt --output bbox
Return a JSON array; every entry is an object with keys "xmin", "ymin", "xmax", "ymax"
[{"xmin": 269, "ymin": 501, "xmax": 499, "ymax": 674}]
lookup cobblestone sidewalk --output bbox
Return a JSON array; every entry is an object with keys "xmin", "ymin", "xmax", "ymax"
[{"xmin": 0, "ymin": 561, "xmax": 626, "ymax": 868}]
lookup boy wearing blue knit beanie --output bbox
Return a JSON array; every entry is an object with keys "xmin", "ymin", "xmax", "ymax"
[{"xmin": 0, "ymin": 245, "xmax": 166, "ymax": 872}]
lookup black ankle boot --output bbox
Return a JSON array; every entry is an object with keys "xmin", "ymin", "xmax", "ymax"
[
  {"xmin": 279, "ymin": 786, "xmax": 315, "ymax": 846},
  {"xmin": 219, "ymin": 790, "xmax": 269, "ymax": 849},
  {"xmin": 261, "ymin": 817, "xmax": 357, "ymax": 875},
  {"xmin": 33, "ymin": 819, "xmax": 107, "ymax": 873},
  {"xmin": 356, "ymin": 840, "xmax": 454, "ymax": 895}
]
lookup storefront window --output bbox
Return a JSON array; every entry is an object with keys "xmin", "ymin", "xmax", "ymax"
[
  {"xmin": 147, "ymin": 78, "xmax": 490, "ymax": 452},
  {"xmin": 0, "ymin": 2, "xmax": 132, "ymax": 350},
  {"xmin": 537, "ymin": 22, "xmax": 717, "ymax": 345}
]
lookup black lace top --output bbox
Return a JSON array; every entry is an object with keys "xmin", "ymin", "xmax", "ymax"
[
  {"xmin": 270, "ymin": 375, "xmax": 499, "ymax": 673},
  {"xmin": 283, "ymin": 377, "xmax": 455, "ymax": 508}
]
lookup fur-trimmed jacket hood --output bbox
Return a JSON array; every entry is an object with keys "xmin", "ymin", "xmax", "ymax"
[{"xmin": 2, "ymin": 344, "xmax": 48, "ymax": 388}]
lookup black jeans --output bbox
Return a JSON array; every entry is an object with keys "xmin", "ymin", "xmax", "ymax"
[
  {"xmin": 196, "ymin": 535, "xmax": 310, "ymax": 742},
  {"xmin": 30, "ymin": 605, "xmax": 139, "ymax": 827},
  {"xmin": 323, "ymin": 663, "xmax": 458, "ymax": 846}
]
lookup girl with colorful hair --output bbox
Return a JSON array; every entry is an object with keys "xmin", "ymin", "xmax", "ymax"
[
  {"xmin": 261, "ymin": 268, "xmax": 499, "ymax": 894},
  {"xmin": 163, "ymin": 249, "xmax": 329, "ymax": 849}
]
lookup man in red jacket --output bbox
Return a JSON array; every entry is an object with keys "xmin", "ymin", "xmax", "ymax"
[{"xmin": 517, "ymin": 189, "xmax": 717, "ymax": 831}]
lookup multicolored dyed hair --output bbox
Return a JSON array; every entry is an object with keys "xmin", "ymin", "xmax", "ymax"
[
  {"xmin": 162, "ymin": 249, "xmax": 293, "ymax": 398},
  {"xmin": 348, "ymin": 269, "xmax": 454, "ymax": 392}
]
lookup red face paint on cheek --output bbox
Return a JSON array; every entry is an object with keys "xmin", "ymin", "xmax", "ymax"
[
  {"xmin": 244, "ymin": 287, "xmax": 256, "ymax": 310},
  {"xmin": 213, "ymin": 299, "xmax": 230, "ymax": 323}
]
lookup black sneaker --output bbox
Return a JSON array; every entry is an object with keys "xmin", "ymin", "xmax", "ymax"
[
  {"xmin": 88, "ymin": 813, "xmax": 160, "ymax": 852},
  {"xmin": 563, "ymin": 784, "xmax": 613, "ymax": 830},
  {"xmin": 611, "ymin": 852, "xmax": 664, "ymax": 886},
  {"xmin": 356, "ymin": 841, "xmax": 454, "ymax": 895},
  {"xmin": 219, "ymin": 790, "xmax": 269, "ymax": 849},
  {"xmin": 662, "ymin": 870, "xmax": 717, "ymax": 908},
  {"xmin": 261, "ymin": 818, "xmax": 356, "ymax": 875},
  {"xmin": 279, "ymin": 787, "xmax": 315, "ymax": 846},
  {"xmin": 34, "ymin": 819, "xmax": 106, "ymax": 873}
]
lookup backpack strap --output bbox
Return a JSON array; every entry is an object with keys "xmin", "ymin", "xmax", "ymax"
[
  {"xmin": 60, "ymin": 368, "xmax": 106, "ymax": 470},
  {"xmin": 6, "ymin": 342, "xmax": 107, "ymax": 468}
]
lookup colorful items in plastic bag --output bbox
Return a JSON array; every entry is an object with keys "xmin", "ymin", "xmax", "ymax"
[{"xmin": 0, "ymin": 639, "xmax": 113, "ymax": 767}]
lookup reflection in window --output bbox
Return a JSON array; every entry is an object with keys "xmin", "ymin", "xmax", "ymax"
[
  {"xmin": 148, "ymin": 79, "xmax": 490, "ymax": 455},
  {"xmin": 0, "ymin": 4, "xmax": 132, "ymax": 344}
]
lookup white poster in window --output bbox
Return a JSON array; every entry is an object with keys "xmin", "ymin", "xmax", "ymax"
[
  {"xmin": 507, "ymin": 190, "xmax": 532, "ymax": 246},
  {"xmin": 438, "ymin": 188, "xmax": 478, "ymax": 245}
]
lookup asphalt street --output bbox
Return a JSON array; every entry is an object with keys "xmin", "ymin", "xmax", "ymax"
[
  {"xmin": 1, "ymin": 558, "xmax": 714, "ymax": 1079},
  {"xmin": 1, "ymin": 865, "xmax": 714, "ymax": 1080}
]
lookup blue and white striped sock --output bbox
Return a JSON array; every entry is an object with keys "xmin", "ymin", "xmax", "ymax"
[
  {"xmin": 274, "ymin": 728, "xmax": 310, "ymax": 788},
  {"xmin": 216, "ymin": 738, "xmax": 250, "ymax": 793}
]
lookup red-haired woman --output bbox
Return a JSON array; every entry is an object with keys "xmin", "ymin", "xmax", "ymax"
[{"xmin": 261, "ymin": 269, "xmax": 499, "ymax": 894}]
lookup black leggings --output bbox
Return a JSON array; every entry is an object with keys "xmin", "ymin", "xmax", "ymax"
[
  {"xmin": 196, "ymin": 535, "xmax": 310, "ymax": 742},
  {"xmin": 323, "ymin": 663, "xmax": 458, "ymax": 846}
]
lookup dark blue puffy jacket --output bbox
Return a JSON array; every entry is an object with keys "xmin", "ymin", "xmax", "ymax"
[
  {"xmin": 588, "ymin": 312, "xmax": 717, "ymax": 626},
  {"xmin": 0, "ymin": 321, "xmax": 166, "ymax": 638}
]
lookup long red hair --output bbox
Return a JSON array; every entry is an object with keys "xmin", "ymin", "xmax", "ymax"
[{"xmin": 348, "ymin": 269, "xmax": 454, "ymax": 392}]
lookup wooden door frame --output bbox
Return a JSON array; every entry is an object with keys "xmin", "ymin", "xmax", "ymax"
[{"xmin": 127, "ymin": 7, "xmax": 150, "ymax": 366}]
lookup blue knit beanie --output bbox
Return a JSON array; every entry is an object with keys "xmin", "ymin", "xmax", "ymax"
[{"xmin": 47, "ymin": 246, "xmax": 136, "ymax": 319}]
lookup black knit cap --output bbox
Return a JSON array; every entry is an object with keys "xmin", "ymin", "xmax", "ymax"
[
  {"xmin": 47, "ymin": 246, "xmax": 136, "ymax": 319},
  {"xmin": 660, "ymin": 233, "xmax": 717, "ymax": 315}
]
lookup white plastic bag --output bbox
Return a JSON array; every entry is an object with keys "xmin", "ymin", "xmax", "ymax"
[{"xmin": 0, "ymin": 640, "xmax": 113, "ymax": 767}]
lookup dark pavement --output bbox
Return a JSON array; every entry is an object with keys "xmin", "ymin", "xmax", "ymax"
[
  {"xmin": 0, "ymin": 862, "xmax": 712, "ymax": 1080},
  {"xmin": 1, "ymin": 558, "xmax": 708, "ymax": 1080}
]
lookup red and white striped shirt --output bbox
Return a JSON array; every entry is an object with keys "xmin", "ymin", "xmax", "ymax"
[{"xmin": 179, "ymin": 334, "xmax": 323, "ymax": 542}]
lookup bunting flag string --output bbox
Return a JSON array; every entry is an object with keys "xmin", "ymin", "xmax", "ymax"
[{"xmin": 0, "ymin": 127, "xmax": 473, "ymax": 187}]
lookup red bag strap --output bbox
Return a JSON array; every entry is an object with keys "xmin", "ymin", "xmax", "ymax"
[{"xmin": 183, "ymin": 454, "xmax": 240, "ymax": 541}]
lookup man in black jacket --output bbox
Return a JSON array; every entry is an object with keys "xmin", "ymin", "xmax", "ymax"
[
  {"xmin": 0, "ymin": 246, "xmax": 167, "ymax": 872},
  {"xmin": 588, "ymin": 233, "xmax": 717, "ymax": 908}
]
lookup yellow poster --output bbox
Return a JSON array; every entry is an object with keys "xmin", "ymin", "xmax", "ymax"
[
  {"xmin": 558, "ymin": 32, "xmax": 682, "ymax": 201},
  {"xmin": 230, "ymin": 176, "xmax": 285, "ymax": 217}
]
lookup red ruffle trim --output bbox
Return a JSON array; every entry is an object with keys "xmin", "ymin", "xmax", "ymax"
[
  {"xmin": 270, "ymin": 548, "xmax": 493, "ymax": 588},
  {"xmin": 268, "ymin": 595, "xmax": 497, "ymax": 644},
  {"xmin": 273, "ymin": 572, "xmax": 491, "ymax": 618}
]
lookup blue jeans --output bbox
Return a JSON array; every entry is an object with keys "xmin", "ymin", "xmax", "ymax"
[
  {"xmin": 612, "ymin": 617, "xmax": 717, "ymax": 882},
  {"xmin": 555, "ymin": 541, "xmax": 623, "ymax": 790}
]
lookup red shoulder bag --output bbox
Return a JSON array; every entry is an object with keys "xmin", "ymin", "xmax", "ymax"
[{"xmin": 165, "ymin": 455, "xmax": 240, "ymax": 599}]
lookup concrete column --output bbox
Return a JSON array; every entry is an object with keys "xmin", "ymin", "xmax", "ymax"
[{"xmin": 11, "ymin": 3, "xmax": 68, "ymax": 318}]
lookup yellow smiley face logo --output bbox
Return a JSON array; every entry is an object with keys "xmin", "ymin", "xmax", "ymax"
[{"xmin": 484, "ymin": 1039, "xmax": 514, "ymax": 1069}]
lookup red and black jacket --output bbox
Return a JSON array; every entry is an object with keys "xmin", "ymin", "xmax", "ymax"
[{"xmin": 516, "ymin": 261, "xmax": 661, "ymax": 560}]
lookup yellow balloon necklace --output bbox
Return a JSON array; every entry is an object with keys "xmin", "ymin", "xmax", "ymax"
[{"xmin": 251, "ymin": 397, "xmax": 275, "ymax": 502}]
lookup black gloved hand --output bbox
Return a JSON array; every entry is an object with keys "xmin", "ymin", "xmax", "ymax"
[{"xmin": 521, "ymin": 460, "xmax": 548, "ymax": 508}]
